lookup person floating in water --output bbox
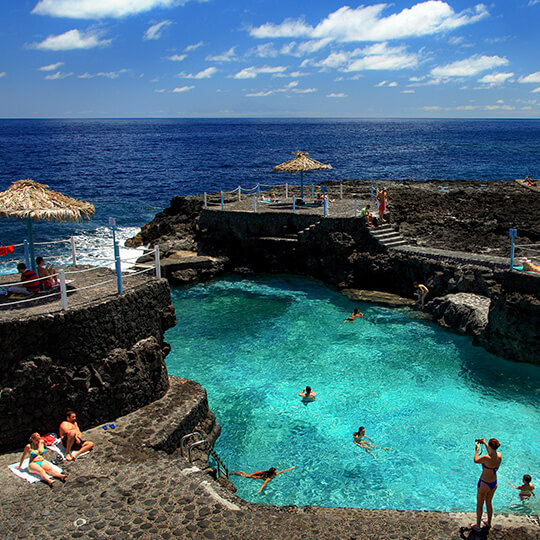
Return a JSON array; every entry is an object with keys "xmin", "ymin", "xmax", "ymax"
[
  {"xmin": 344, "ymin": 308, "xmax": 364, "ymax": 322},
  {"xmin": 231, "ymin": 466, "xmax": 295, "ymax": 493},
  {"xmin": 353, "ymin": 426, "xmax": 389, "ymax": 459},
  {"xmin": 299, "ymin": 386, "xmax": 316, "ymax": 402},
  {"xmin": 508, "ymin": 474, "xmax": 535, "ymax": 500}
]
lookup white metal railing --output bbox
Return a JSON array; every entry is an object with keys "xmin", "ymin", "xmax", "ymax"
[{"xmin": 0, "ymin": 245, "xmax": 161, "ymax": 312}]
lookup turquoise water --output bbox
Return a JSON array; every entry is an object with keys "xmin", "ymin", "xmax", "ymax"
[{"xmin": 166, "ymin": 276, "xmax": 540, "ymax": 514}]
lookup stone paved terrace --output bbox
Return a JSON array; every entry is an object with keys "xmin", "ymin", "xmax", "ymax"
[
  {"xmin": 0, "ymin": 265, "xmax": 157, "ymax": 321},
  {"xmin": 207, "ymin": 189, "xmax": 517, "ymax": 271},
  {"xmin": 1, "ymin": 378, "xmax": 538, "ymax": 540}
]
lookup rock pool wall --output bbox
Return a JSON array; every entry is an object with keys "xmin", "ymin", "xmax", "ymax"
[
  {"xmin": 197, "ymin": 209, "xmax": 540, "ymax": 365},
  {"xmin": 0, "ymin": 280, "xmax": 176, "ymax": 451}
]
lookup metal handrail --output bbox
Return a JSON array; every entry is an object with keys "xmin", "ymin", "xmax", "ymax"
[
  {"xmin": 180, "ymin": 432, "xmax": 203, "ymax": 457},
  {"xmin": 180, "ymin": 432, "xmax": 229, "ymax": 478}
]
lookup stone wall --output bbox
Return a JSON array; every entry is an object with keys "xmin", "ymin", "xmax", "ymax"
[
  {"xmin": 197, "ymin": 209, "xmax": 540, "ymax": 365},
  {"xmin": 0, "ymin": 279, "xmax": 176, "ymax": 451}
]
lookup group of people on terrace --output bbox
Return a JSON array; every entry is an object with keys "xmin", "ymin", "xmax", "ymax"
[
  {"xmin": 16, "ymin": 410, "xmax": 94, "ymax": 487},
  {"xmin": 4, "ymin": 257, "xmax": 58, "ymax": 296}
]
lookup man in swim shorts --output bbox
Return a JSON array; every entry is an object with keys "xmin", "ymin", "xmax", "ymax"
[{"xmin": 59, "ymin": 410, "xmax": 94, "ymax": 461}]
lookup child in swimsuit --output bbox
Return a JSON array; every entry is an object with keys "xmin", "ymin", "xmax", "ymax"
[{"xmin": 508, "ymin": 474, "xmax": 535, "ymax": 500}]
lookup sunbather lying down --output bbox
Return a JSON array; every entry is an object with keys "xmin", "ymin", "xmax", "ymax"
[{"xmin": 522, "ymin": 258, "xmax": 540, "ymax": 273}]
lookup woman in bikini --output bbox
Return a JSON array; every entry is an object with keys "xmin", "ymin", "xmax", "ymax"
[
  {"xmin": 344, "ymin": 308, "xmax": 364, "ymax": 322},
  {"xmin": 231, "ymin": 466, "xmax": 295, "ymax": 493},
  {"xmin": 473, "ymin": 437, "xmax": 502, "ymax": 531},
  {"xmin": 353, "ymin": 426, "xmax": 389, "ymax": 459},
  {"xmin": 17, "ymin": 432, "xmax": 67, "ymax": 487}
]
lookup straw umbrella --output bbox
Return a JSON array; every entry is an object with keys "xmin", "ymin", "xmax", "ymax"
[
  {"xmin": 0, "ymin": 179, "xmax": 95, "ymax": 270},
  {"xmin": 273, "ymin": 151, "xmax": 332, "ymax": 198}
]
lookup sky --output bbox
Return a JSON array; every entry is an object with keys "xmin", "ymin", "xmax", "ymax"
[{"xmin": 0, "ymin": 0, "xmax": 539, "ymax": 118}]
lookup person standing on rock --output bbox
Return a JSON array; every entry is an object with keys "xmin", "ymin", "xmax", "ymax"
[
  {"xmin": 59, "ymin": 410, "xmax": 94, "ymax": 461},
  {"xmin": 472, "ymin": 438, "xmax": 502, "ymax": 532},
  {"xmin": 377, "ymin": 189, "xmax": 388, "ymax": 223},
  {"xmin": 413, "ymin": 282, "xmax": 429, "ymax": 307}
]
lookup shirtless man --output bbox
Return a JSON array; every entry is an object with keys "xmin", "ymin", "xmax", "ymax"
[{"xmin": 59, "ymin": 411, "xmax": 94, "ymax": 460}]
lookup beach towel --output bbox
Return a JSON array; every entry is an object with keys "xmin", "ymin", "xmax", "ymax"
[
  {"xmin": 8, "ymin": 459, "xmax": 63, "ymax": 483},
  {"xmin": 46, "ymin": 437, "xmax": 89, "ymax": 459}
]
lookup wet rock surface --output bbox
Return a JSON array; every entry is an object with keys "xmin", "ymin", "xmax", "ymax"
[
  {"xmin": 1, "ymin": 378, "xmax": 538, "ymax": 540},
  {"xmin": 428, "ymin": 293, "xmax": 490, "ymax": 337},
  {"xmin": 341, "ymin": 288, "xmax": 416, "ymax": 307}
]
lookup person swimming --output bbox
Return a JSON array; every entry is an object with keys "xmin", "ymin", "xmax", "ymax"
[
  {"xmin": 344, "ymin": 308, "xmax": 364, "ymax": 322},
  {"xmin": 231, "ymin": 466, "xmax": 295, "ymax": 493},
  {"xmin": 508, "ymin": 474, "xmax": 535, "ymax": 500},
  {"xmin": 353, "ymin": 426, "xmax": 389, "ymax": 459},
  {"xmin": 299, "ymin": 386, "xmax": 316, "ymax": 402}
]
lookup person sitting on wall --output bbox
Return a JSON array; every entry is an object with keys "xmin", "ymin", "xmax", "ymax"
[
  {"xmin": 59, "ymin": 410, "xmax": 94, "ymax": 461},
  {"xmin": 36, "ymin": 257, "xmax": 59, "ymax": 290},
  {"xmin": 7, "ymin": 263, "xmax": 41, "ymax": 295},
  {"xmin": 359, "ymin": 205, "xmax": 373, "ymax": 227}
]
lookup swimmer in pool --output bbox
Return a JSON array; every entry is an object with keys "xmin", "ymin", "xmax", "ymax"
[
  {"xmin": 353, "ymin": 427, "xmax": 389, "ymax": 459},
  {"xmin": 344, "ymin": 308, "xmax": 364, "ymax": 322},
  {"xmin": 508, "ymin": 474, "xmax": 535, "ymax": 500},
  {"xmin": 231, "ymin": 466, "xmax": 295, "ymax": 493},
  {"xmin": 299, "ymin": 386, "xmax": 316, "ymax": 401}
]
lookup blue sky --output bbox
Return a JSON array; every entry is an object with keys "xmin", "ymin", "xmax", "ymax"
[{"xmin": 0, "ymin": 0, "xmax": 539, "ymax": 118}]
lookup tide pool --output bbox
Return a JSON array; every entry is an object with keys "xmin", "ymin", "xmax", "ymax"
[{"xmin": 165, "ymin": 275, "xmax": 540, "ymax": 514}]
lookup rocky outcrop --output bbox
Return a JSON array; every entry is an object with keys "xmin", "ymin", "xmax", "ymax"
[
  {"xmin": 160, "ymin": 251, "xmax": 228, "ymax": 286},
  {"xmin": 341, "ymin": 289, "xmax": 416, "ymax": 307},
  {"xmin": 0, "ymin": 280, "xmax": 176, "ymax": 451},
  {"xmin": 428, "ymin": 293, "xmax": 490, "ymax": 337}
]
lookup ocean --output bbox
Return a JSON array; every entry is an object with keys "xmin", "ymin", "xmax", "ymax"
[{"xmin": 0, "ymin": 118, "xmax": 539, "ymax": 269}]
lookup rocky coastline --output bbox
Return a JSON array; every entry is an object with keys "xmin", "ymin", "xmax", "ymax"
[{"xmin": 129, "ymin": 179, "xmax": 540, "ymax": 366}]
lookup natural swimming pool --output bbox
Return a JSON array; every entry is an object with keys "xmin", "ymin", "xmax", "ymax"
[{"xmin": 165, "ymin": 275, "xmax": 540, "ymax": 514}]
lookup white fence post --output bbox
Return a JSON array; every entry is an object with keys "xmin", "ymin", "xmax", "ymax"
[
  {"xmin": 253, "ymin": 195, "xmax": 257, "ymax": 213},
  {"xmin": 155, "ymin": 245, "xmax": 161, "ymax": 280},
  {"xmin": 293, "ymin": 196, "xmax": 296, "ymax": 213},
  {"xmin": 221, "ymin": 191, "xmax": 224, "ymax": 210},
  {"xmin": 285, "ymin": 183, "xmax": 288, "ymax": 199},
  {"xmin": 323, "ymin": 198, "xmax": 328, "ymax": 217},
  {"xmin": 340, "ymin": 183, "xmax": 343, "ymax": 200},
  {"xmin": 238, "ymin": 187, "xmax": 241, "ymax": 201},
  {"xmin": 59, "ymin": 269, "xmax": 68, "ymax": 310},
  {"xmin": 204, "ymin": 192, "xmax": 207, "ymax": 208},
  {"xmin": 70, "ymin": 236, "xmax": 77, "ymax": 265},
  {"xmin": 354, "ymin": 199, "xmax": 357, "ymax": 217}
]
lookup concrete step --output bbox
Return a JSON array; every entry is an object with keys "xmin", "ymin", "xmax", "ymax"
[
  {"xmin": 372, "ymin": 231, "xmax": 402, "ymax": 240},
  {"xmin": 384, "ymin": 239, "xmax": 408, "ymax": 247},
  {"xmin": 257, "ymin": 236, "xmax": 299, "ymax": 243}
]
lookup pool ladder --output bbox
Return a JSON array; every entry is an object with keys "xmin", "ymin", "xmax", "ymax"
[{"xmin": 180, "ymin": 432, "xmax": 229, "ymax": 479}]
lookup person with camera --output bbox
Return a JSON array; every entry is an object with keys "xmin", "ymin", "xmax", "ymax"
[{"xmin": 472, "ymin": 437, "xmax": 502, "ymax": 531}]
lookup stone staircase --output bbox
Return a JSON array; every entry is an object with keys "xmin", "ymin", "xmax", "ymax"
[
  {"xmin": 297, "ymin": 220, "xmax": 322, "ymax": 241},
  {"xmin": 369, "ymin": 223, "xmax": 408, "ymax": 249}
]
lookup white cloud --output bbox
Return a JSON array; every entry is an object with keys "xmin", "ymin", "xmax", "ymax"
[
  {"xmin": 345, "ymin": 43, "xmax": 419, "ymax": 72},
  {"xmin": 402, "ymin": 89, "xmax": 415, "ymax": 93},
  {"xmin": 430, "ymin": 54, "xmax": 508, "ymax": 79},
  {"xmin": 388, "ymin": 81, "xmax": 398, "ymax": 87},
  {"xmin": 178, "ymin": 67, "xmax": 217, "ymax": 79},
  {"xmin": 144, "ymin": 20, "xmax": 172, "ymax": 40},
  {"xmin": 247, "ymin": 43, "xmax": 279, "ymax": 58},
  {"xmin": 38, "ymin": 62, "xmax": 64, "ymax": 71},
  {"xmin": 250, "ymin": 1, "xmax": 488, "ymax": 42},
  {"xmin": 519, "ymin": 71, "xmax": 540, "ymax": 83},
  {"xmin": 166, "ymin": 54, "xmax": 186, "ymax": 62},
  {"xmin": 155, "ymin": 88, "xmax": 166, "ymax": 93},
  {"xmin": 246, "ymin": 90, "xmax": 274, "ymax": 97},
  {"xmin": 30, "ymin": 29, "xmax": 111, "ymax": 50},
  {"xmin": 528, "ymin": 0, "xmax": 540, "ymax": 5},
  {"xmin": 32, "ymin": 0, "xmax": 181, "ymax": 19},
  {"xmin": 477, "ymin": 72, "xmax": 513, "ymax": 86},
  {"xmin": 0, "ymin": 72, "xmax": 6, "ymax": 78},
  {"xmin": 532, "ymin": 87, "xmax": 540, "ymax": 93},
  {"xmin": 78, "ymin": 69, "xmax": 129, "ymax": 79},
  {"xmin": 172, "ymin": 85, "xmax": 194, "ymax": 93},
  {"xmin": 376, "ymin": 80, "xmax": 397, "ymax": 87},
  {"xmin": 206, "ymin": 47, "xmax": 237, "ymax": 62},
  {"xmin": 485, "ymin": 104, "xmax": 514, "ymax": 110},
  {"xmin": 44, "ymin": 71, "xmax": 73, "ymax": 80},
  {"xmin": 233, "ymin": 66, "xmax": 287, "ymax": 79},
  {"xmin": 327, "ymin": 92, "xmax": 347, "ymax": 98},
  {"xmin": 185, "ymin": 41, "xmax": 204, "ymax": 52},
  {"xmin": 375, "ymin": 80, "xmax": 388, "ymax": 87},
  {"xmin": 423, "ymin": 106, "xmax": 442, "ymax": 110}
]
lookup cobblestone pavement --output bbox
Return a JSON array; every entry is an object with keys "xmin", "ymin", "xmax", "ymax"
[{"xmin": 2, "ymin": 385, "xmax": 538, "ymax": 540}]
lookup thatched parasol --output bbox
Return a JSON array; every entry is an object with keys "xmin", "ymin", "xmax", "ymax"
[
  {"xmin": 273, "ymin": 151, "xmax": 332, "ymax": 198},
  {"xmin": 0, "ymin": 179, "xmax": 95, "ymax": 270}
]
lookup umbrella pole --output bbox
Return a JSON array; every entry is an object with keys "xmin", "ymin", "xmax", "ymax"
[
  {"xmin": 27, "ymin": 218, "xmax": 36, "ymax": 272},
  {"xmin": 300, "ymin": 171, "xmax": 304, "ymax": 199}
]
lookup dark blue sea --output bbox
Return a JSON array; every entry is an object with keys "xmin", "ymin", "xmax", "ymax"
[{"xmin": 0, "ymin": 118, "xmax": 539, "ymax": 270}]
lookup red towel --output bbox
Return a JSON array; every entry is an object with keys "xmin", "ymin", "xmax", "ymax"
[
  {"xmin": 0, "ymin": 245, "xmax": 14, "ymax": 256},
  {"xmin": 40, "ymin": 434, "xmax": 57, "ymax": 445}
]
